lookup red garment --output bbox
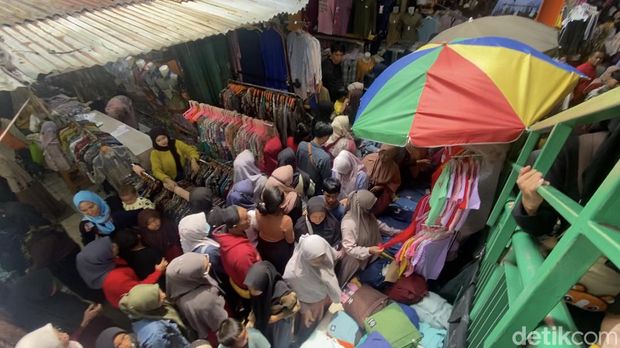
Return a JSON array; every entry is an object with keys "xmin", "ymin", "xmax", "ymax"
[
  {"xmin": 287, "ymin": 136, "xmax": 298, "ymax": 153},
  {"xmin": 573, "ymin": 62, "xmax": 597, "ymax": 103},
  {"xmin": 380, "ymin": 195, "xmax": 430, "ymax": 249},
  {"xmin": 214, "ymin": 232, "xmax": 260, "ymax": 290},
  {"xmin": 261, "ymin": 136, "xmax": 282, "ymax": 175},
  {"xmin": 102, "ymin": 258, "xmax": 162, "ymax": 308}
]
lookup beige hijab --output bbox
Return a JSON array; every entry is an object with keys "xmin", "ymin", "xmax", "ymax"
[{"xmin": 345, "ymin": 190, "xmax": 381, "ymax": 247}]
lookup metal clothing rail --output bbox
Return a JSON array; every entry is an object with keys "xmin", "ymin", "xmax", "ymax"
[
  {"xmin": 227, "ymin": 79, "xmax": 301, "ymax": 99},
  {"xmin": 469, "ymin": 88, "xmax": 620, "ymax": 347}
]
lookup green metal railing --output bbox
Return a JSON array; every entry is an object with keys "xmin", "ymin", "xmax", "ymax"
[{"xmin": 468, "ymin": 89, "xmax": 620, "ymax": 348}]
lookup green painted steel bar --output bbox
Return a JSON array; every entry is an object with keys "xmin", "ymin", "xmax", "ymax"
[
  {"xmin": 482, "ymin": 123, "xmax": 573, "ymax": 270},
  {"xmin": 503, "ymin": 262, "xmax": 522, "ymax": 304},
  {"xmin": 487, "ymin": 132, "xmax": 540, "ymax": 226},
  {"xmin": 512, "ymin": 232, "xmax": 578, "ymax": 332},
  {"xmin": 484, "ymin": 230, "xmax": 601, "ymax": 347},
  {"xmin": 470, "ymin": 276, "xmax": 509, "ymax": 348},
  {"xmin": 583, "ymin": 221, "xmax": 620, "ymax": 268},
  {"xmin": 471, "ymin": 265, "xmax": 504, "ymax": 322}
]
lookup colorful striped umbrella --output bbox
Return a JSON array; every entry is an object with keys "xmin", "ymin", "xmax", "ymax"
[{"xmin": 352, "ymin": 37, "xmax": 583, "ymax": 147}]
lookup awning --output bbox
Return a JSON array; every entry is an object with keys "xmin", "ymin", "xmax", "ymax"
[{"xmin": 0, "ymin": 0, "xmax": 308, "ymax": 91}]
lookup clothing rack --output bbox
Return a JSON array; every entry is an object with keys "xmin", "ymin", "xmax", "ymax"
[{"xmin": 227, "ymin": 79, "xmax": 301, "ymax": 99}]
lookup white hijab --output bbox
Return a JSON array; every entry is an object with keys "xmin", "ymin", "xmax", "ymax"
[
  {"xmin": 233, "ymin": 150, "xmax": 261, "ymax": 183},
  {"xmin": 333, "ymin": 150, "xmax": 366, "ymax": 197},
  {"xmin": 16, "ymin": 324, "xmax": 83, "ymax": 348},
  {"xmin": 284, "ymin": 234, "xmax": 341, "ymax": 304},
  {"xmin": 178, "ymin": 212, "xmax": 220, "ymax": 253}
]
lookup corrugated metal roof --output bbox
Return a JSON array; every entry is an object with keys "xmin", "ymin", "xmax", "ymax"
[
  {"xmin": 0, "ymin": 0, "xmax": 308, "ymax": 91},
  {"xmin": 0, "ymin": 0, "xmax": 151, "ymax": 26}
]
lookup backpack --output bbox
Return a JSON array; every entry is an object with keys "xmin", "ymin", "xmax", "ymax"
[
  {"xmin": 387, "ymin": 273, "xmax": 428, "ymax": 305},
  {"xmin": 343, "ymin": 284, "xmax": 390, "ymax": 327},
  {"xmin": 364, "ymin": 302, "xmax": 423, "ymax": 347}
]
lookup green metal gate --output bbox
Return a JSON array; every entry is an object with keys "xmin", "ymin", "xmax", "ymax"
[{"xmin": 468, "ymin": 89, "xmax": 620, "ymax": 348}]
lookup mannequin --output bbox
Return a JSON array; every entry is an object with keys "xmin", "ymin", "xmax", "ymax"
[
  {"xmin": 386, "ymin": 6, "xmax": 402, "ymax": 46},
  {"xmin": 155, "ymin": 64, "xmax": 186, "ymax": 112},
  {"xmin": 400, "ymin": 6, "xmax": 422, "ymax": 44},
  {"xmin": 356, "ymin": 52, "xmax": 375, "ymax": 82},
  {"xmin": 135, "ymin": 59, "xmax": 146, "ymax": 70}
]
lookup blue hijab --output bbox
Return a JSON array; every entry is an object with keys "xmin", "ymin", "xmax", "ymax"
[
  {"xmin": 73, "ymin": 190, "xmax": 115, "ymax": 234},
  {"xmin": 226, "ymin": 179, "xmax": 256, "ymax": 209}
]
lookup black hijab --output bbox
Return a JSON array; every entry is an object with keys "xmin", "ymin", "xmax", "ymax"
[
  {"xmin": 149, "ymin": 128, "xmax": 183, "ymax": 173},
  {"xmin": 189, "ymin": 187, "xmax": 213, "ymax": 214},
  {"xmin": 243, "ymin": 261, "xmax": 290, "ymax": 334}
]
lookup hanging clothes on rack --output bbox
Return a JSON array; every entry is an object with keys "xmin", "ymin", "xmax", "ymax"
[
  {"xmin": 559, "ymin": 4, "xmax": 600, "ymax": 55},
  {"xmin": 219, "ymin": 82, "xmax": 305, "ymax": 145},
  {"xmin": 237, "ymin": 29, "xmax": 267, "ymax": 86},
  {"xmin": 260, "ymin": 27, "xmax": 289, "ymax": 90},
  {"xmin": 318, "ymin": 0, "xmax": 354, "ymax": 35},
  {"xmin": 287, "ymin": 30, "xmax": 322, "ymax": 100}
]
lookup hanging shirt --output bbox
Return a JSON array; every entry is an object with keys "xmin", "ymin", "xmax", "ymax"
[
  {"xmin": 417, "ymin": 16, "xmax": 439, "ymax": 43},
  {"xmin": 353, "ymin": 0, "xmax": 378, "ymax": 39},
  {"xmin": 260, "ymin": 28, "xmax": 289, "ymax": 90}
]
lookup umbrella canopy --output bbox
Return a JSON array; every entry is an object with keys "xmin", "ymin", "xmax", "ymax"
[
  {"xmin": 432, "ymin": 16, "xmax": 559, "ymax": 53},
  {"xmin": 352, "ymin": 37, "xmax": 582, "ymax": 147}
]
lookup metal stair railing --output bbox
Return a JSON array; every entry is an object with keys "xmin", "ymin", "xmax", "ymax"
[{"xmin": 468, "ymin": 88, "xmax": 620, "ymax": 348}]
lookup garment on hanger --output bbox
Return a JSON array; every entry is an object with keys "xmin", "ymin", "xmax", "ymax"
[
  {"xmin": 386, "ymin": 11, "xmax": 402, "ymax": 46},
  {"xmin": 319, "ymin": 0, "xmax": 354, "ymax": 35},
  {"xmin": 376, "ymin": 0, "xmax": 398, "ymax": 34},
  {"xmin": 400, "ymin": 12, "xmax": 423, "ymax": 43},
  {"xmin": 260, "ymin": 28, "xmax": 289, "ymax": 90},
  {"xmin": 417, "ymin": 15, "xmax": 439, "ymax": 43},
  {"xmin": 287, "ymin": 30, "xmax": 322, "ymax": 99},
  {"xmin": 237, "ymin": 29, "xmax": 267, "ymax": 86},
  {"xmin": 352, "ymin": 0, "xmax": 378, "ymax": 39}
]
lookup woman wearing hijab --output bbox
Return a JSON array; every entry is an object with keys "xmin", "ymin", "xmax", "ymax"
[
  {"xmin": 363, "ymin": 144, "xmax": 402, "ymax": 215},
  {"xmin": 277, "ymin": 148, "xmax": 315, "ymax": 198},
  {"xmin": 114, "ymin": 229, "xmax": 165, "ymax": 289},
  {"xmin": 24, "ymin": 224, "xmax": 103, "ymax": 302},
  {"xmin": 244, "ymin": 261, "xmax": 298, "ymax": 348},
  {"xmin": 189, "ymin": 187, "xmax": 214, "ymax": 214},
  {"xmin": 233, "ymin": 150, "xmax": 262, "ymax": 184},
  {"xmin": 255, "ymin": 187, "xmax": 295, "ymax": 274},
  {"xmin": 138, "ymin": 209, "xmax": 182, "ymax": 261},
  {"xmin": 324, "ymin": 116, "xmax": 357, "ymax": 158},
  {"xmin": 16, "ymin": 323, "xmax": 83, "ymax": 348},
  {"xmin": 283, "ymin": 235, "xmax": 341, "ymax": 338},
  {"xmin": 178, "ymin": 211, "xmax": 223, "ymax": 273},
  {"xmin": 7, "ymin": 269, "xmax": 107, "ymax": 340},
  {"xmin": 73, "ymin": 190, "xmax": 135, "ymax": 245},
  {"xmin": 264, "ymin": 165, "xmax": 303, "ymax": 222},
  {"xmin": 76, "ymin": 237, "xmax": 167, "ymax": 308},
  {"xmin": 226, "ymin": 178, "xmax": 257, "ymax": 209},
  {"xmin": 166, "ymin": 253, "xmax": 228, "ymax": 340},
  {"xmin": 149, "ymin": 127, "xmax": 200, "ymax": 187},
  {"xmin": 338, "ymin": 190, "xmax": 400, "ymax": 286},
  {"xmin": 333, "ymin": 150, "xmax": 369, "ymax": 199},
  {"xmin": 294, "ymin": 196, "xmax": 341, "ymax": 247},
  {"xmin": 95, "ymin": 327, "xmax": 137, "ymax": 348},
  {"xmin": 209, "ymin": 205, "xmax": 259, "ymax": 297},
  {"xmin": 119, "ymin": 284, "xmax": 192, "ymax": 346}
]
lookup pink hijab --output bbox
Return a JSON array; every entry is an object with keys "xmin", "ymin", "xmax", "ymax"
[{"xmin": 265, "ymin": 165, "xmax": 298, "ymax": 213}]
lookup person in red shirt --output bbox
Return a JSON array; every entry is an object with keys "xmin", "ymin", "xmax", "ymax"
[
  {"xmin": 572, "ymin": 50, "xmax": 605, "ymax": 104},
  {"xmin": 102, "ymin": 253, "xmax": 167, "ymax": 308},
  {"xmin": 209, "ymin": 205, "xmax": 259, "ymax": 300}
]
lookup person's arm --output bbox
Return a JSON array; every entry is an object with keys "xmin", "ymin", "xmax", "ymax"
[
  {"xmin": 140, "ymin": 258, "xmax": 167, "ymax": 284},
  {"xmin": 283, "ymin": 217, "xmax": 295, "ymax": 244},
  {"xmin": 175, "ymin": 139, "xmax": 199, "ymax": 161},
  {"xmin": 150, "ymin": 151, "xmax": 171, "ymax": 182},
  {"xmin": 378, "ymin": 220, "xmax": 400, "ymax": 237},
  {"xmin": 341, "ymin": 219, "xmax": 371, "ymax": 260},
  {"xmin": 71, "ymin": 304, "xmax": 102, "ymax": 341}
]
